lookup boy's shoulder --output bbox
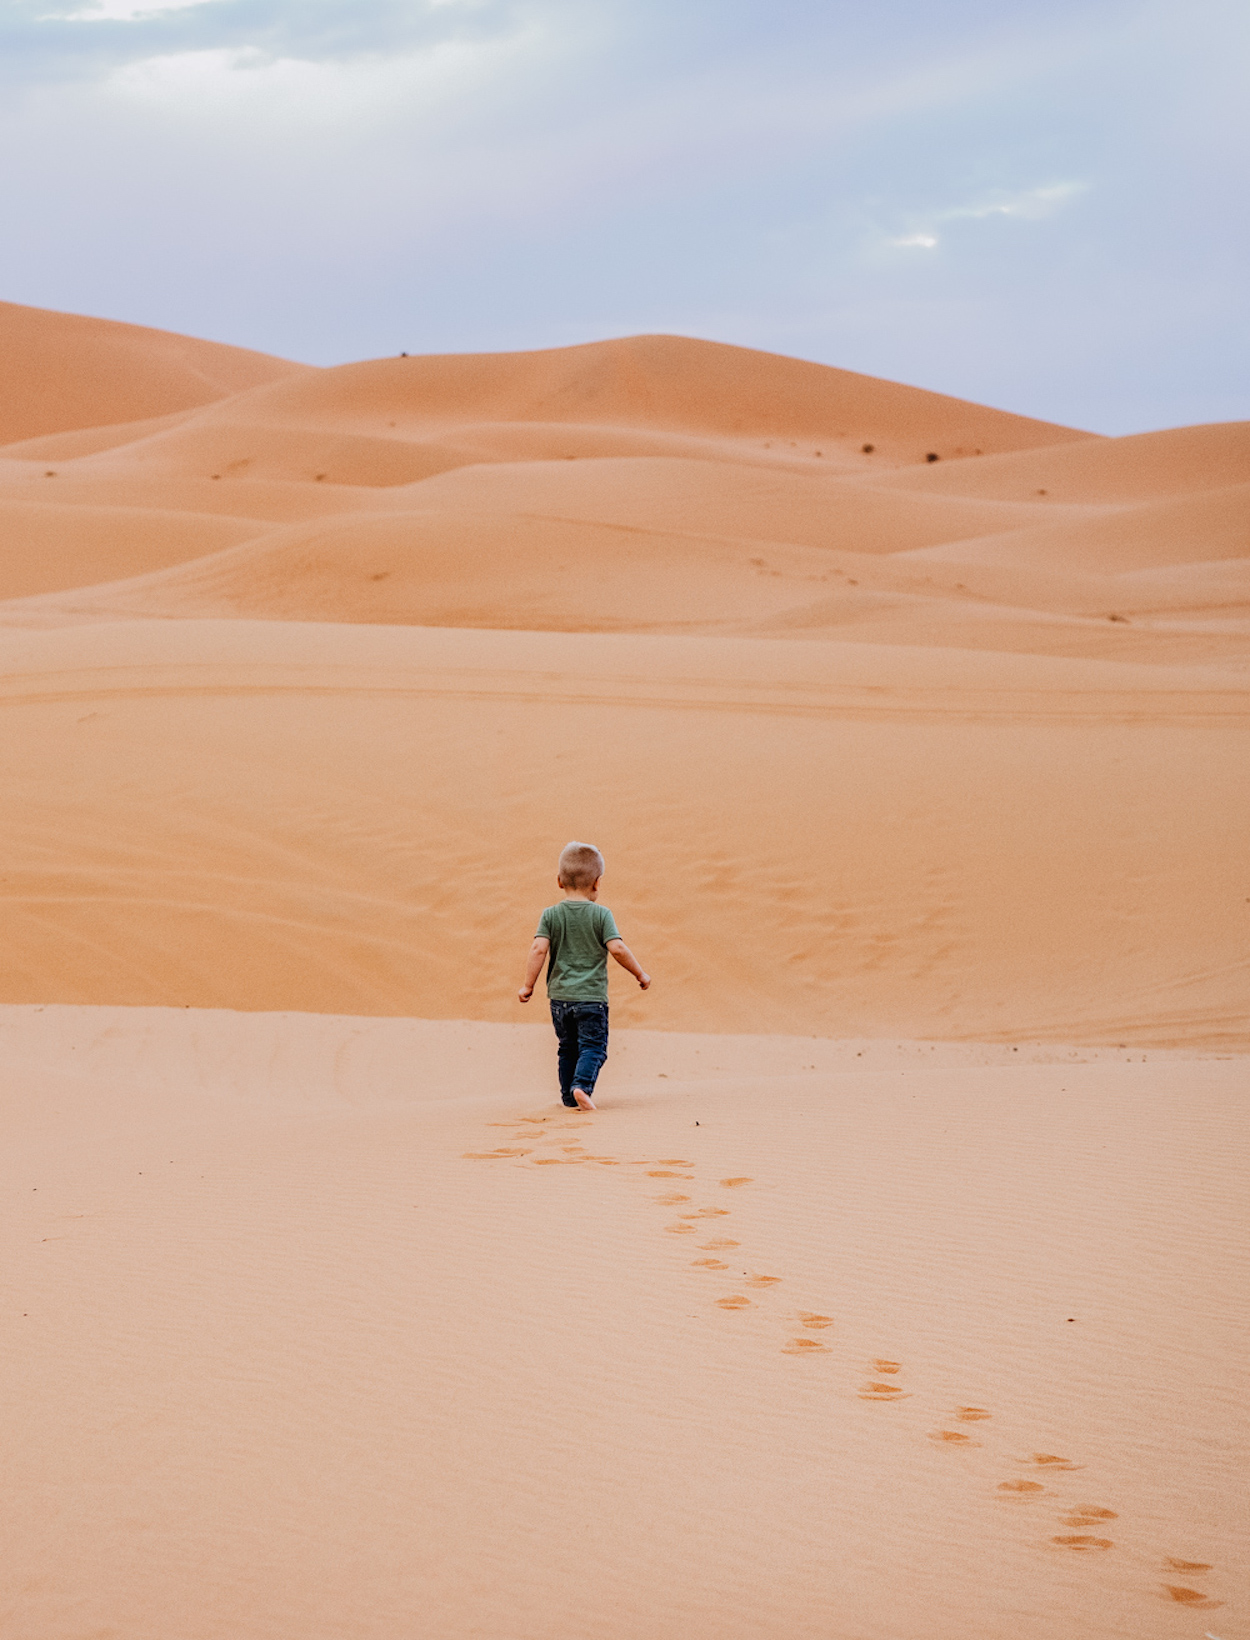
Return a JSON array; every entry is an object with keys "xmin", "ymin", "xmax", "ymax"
[{"xmin": 538, "ymin": 899, "xmax": 617, "ymax": 925}]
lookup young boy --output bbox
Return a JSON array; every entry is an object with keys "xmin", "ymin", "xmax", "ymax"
[{"xmin": 518, "ymin": 841, "xmax": 650, "ymax": 1110}]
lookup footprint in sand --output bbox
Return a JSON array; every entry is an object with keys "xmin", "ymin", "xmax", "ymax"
[
  {"xmin": 1159, "ymin": 1581, "xmax": 1221, "ymax": 1610},
  {"xmin": 658, "ymin": 1159, "xmax": 694, "ymax": 1167},
  {"xmin": 532, "ymin": 1157, "xmax": 586, "ymax": 1165},
  {"xmin": 929, "ymin": 1405, "xmax": 990, "ymax": 1441},
  {"xmin": 647, "ymin": 1170, "xmax": 693, "ymax": 1178},
  {"xmin": 860, "ymin": 1360, "xmax": 908, "ymax": 1399},
  {"xmin": 665, "ymin": 1222, "xmax": 696, "ymax": 1234},
  {"xmin": 683, "ymin": 1207, "xmax": 730, "ymax": 1218},
  {"xmin": 699, "ymin": 1237, "xmax": 739, "ymax": 1249},
  {"xmin": 1053, "ymin": 1535, "xmax": 1114, "ymax": 1552},
  {"xmin": 653, "ymin": 1193, "xmax": 690, "ymax": 1205},
  {"xmin": 692, "ymin": 1258, "xmax": 729, "ymax": 1270},
  {"xmin": 1060, "ymin": 1507, "xmax": 1117, "ymax": 1528},
  {"xmin": 782, "ymin": 1337, "xmax": 829, "ymax": 1355},
  {"xmin": 798, "ymin": 1313, "xmax": 831, "ymax": 1329},
  {"xmin": 997, "ymin": 1481, "xmax": 1046, "ymax": 1498},
  {"xmin": 1159, "ymin": 1559, "xmax": 1220, "ymax": 1609},
  {"xmin": 861, "ymin": 1383, "xmax": 909, "ymax": 1400},
  {"xmin": 720, "ymin": 1177, "xmax": 752, "ymax": 1188},
  {"xmin": 715, "ymin": 1295, "xmax": 753, "ymax": 1310},
  {"xmin": 1019, "ymin": 1453, "xmax": 1083, "ymax": 1472},
  {"xmin": 463, "ymin": 1148, "xmax": 532, "ymax": 1158},
  {"xmin": 745, "ymin": 1274, "xmax": 781, "ymax": 1288}
]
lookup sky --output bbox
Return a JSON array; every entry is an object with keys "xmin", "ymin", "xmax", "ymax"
[{"xmin": 2, "ymin": 0, "xmax": 1247, "ymax": 433}]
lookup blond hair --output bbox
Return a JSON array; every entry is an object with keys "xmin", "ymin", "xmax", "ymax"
[{"xmin": 558, "ymin": 840, "xmax": 605, "ymax": 890}]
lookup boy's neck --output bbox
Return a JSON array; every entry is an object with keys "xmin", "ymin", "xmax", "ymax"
[{"xmin": 562, "ymin": 889, "xmax": 599, "ymax": 902}]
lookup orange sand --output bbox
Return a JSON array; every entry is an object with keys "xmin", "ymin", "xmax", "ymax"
[
  {"xmin": 2, "ymin": 1008, "xmax": 1245, "ymax": 1640},
  {"xmin": 0, "ymin": 302, "xmax": 1246, "ymax": 1638}
]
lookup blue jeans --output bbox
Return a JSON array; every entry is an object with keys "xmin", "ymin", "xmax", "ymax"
[{"xmin": 549, "ymin": 1000, "xmax": 609, "ymax": 1104}]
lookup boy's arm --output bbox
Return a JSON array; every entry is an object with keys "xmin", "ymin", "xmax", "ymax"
[
  {"xmin": 518, "ymin": 937, "xmax": 549, "ymax": 1004},
  {"xmin": 607, "ymin": 938, "xmax": 651, "ymax": 990}
]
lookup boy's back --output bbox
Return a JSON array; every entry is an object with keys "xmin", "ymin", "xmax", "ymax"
[{"xmin": 537, "ymin": 899, "xmax": 620, "ymax": 1001}]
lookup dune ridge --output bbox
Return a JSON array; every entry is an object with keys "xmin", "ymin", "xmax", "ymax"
[
  {"xmin": 160, "ymin": 331, "xmax": 1095, "ymax": 449},
  {"xmin": 0, "ymin": 317, "xmax": 1242, "ymax": 669},
  {"xmin": 0, "ymin": 301, "xmax": 309, "ymax": 446}
]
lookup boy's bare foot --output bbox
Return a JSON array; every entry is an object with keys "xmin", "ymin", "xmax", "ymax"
[{"xmin": 573, "ymin": 1087, "xmax": 597, "ymax": 1111}]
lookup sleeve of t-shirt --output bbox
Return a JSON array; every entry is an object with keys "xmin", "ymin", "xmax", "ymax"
[
  {"xmin": 535, "ymin": 906, "xmax": 554, "ymax": 939},
  {"xmin": 598, "ymin": 906, "xmax": 621, "ymax": 943}
]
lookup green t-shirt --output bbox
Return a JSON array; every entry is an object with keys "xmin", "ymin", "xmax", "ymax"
[{"xmin": 536, "ymin": 900, "xmax": 621, "ymax": 1001}]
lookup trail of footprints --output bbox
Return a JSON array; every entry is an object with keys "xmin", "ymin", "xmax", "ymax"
[{"xmin": 466, "ymin": 1113, "xmax": 1222, "ymax": 1614}]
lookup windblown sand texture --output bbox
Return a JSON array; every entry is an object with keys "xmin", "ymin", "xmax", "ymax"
[{"xmin": 1, "ymin": 303, "xmax": 1247, "ymax": 1639}]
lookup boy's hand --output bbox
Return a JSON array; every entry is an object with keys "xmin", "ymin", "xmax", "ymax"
[
  {"xmin": 607, "ymin": 938, "xmax": 650, "ymax": 992},
  {"xmin": 519, "ymin": 936, "xmax": 549, "ymax": 1005}
]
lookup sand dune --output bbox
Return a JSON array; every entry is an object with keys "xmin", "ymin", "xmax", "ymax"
[
  {"xmin": 1, "ymin": 311, "xmax": 1246, "ymax": 1640},
  {"xmin": 902, "ymin": 481, "xmax": 1250, "ymax": 573},
  {"xmin": 0, "ymin": 510, "xmax": 848, "ymax": 630},
  {"xmin": 0, "ymin": 407, "xmax": 204, "ymax": 461},
  {"xmin": 10, "ymin": 499, "xmax": 1247, "ymax": 651},
  {"xmin": 0, "ymin": 499, "xmax": 264, "ymax": 599},
  {"xmin": 0, "ymin": 300, "xmax": 308, "ymax": 445},
  {"xmin": 869, "ymin": 419, "xmax": 1250, "ymax": 503},
  {"xmin": 0, "ymin": 466, "xmax": 399, "ymax": 526},
  {"xmin": 0, "ymin": 619, "xmax": 1244, "ymax": 1043},
  {"xmin": 181, "ymin": 333, "xmax": 1095, "ymax": 454},
  {"xmin": 0, "ymin": 329, "xmax": 1241, "ymax": 663},
  {"xmin": 59, "ymin": 417, "xmax": 472, "ymax": 489},
  {"xmin": 5, "ymin": 469, "xmax": 1244, "ymax": 661},
  {"xmin": 375, "ymin": 454, "xmax": 1086, "ymax": 547},
  {"xmin": 4, "ymin": 331, "xmax": 1085, "ymax": 500},
  {"xmin": 0, "ymin": 456, "xmax": 1112, "ymax": 630}
]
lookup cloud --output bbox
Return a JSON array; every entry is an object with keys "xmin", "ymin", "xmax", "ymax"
[
  {"xmin": 102, "ymin": 31, "xmax": 528, "ymax": 125},
  {"xmin": 940, "ymin": 181, "xmax": 1088, "ymax": 222},
  {"xmin": 56, "ymin": 0, "xmax": 210, "ymax": 21},
  {"xmin": 2, "ymin": 0, "xmax": 526, "ymax": 86},
  {"xmin": 882, "ymin": 180, "xmax": 1087, "ymax": 251}
]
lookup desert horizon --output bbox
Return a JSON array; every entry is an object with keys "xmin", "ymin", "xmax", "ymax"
[{"xmin": 2, "ymin": 296, "xmax": 1246, "ymax": 1638}]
